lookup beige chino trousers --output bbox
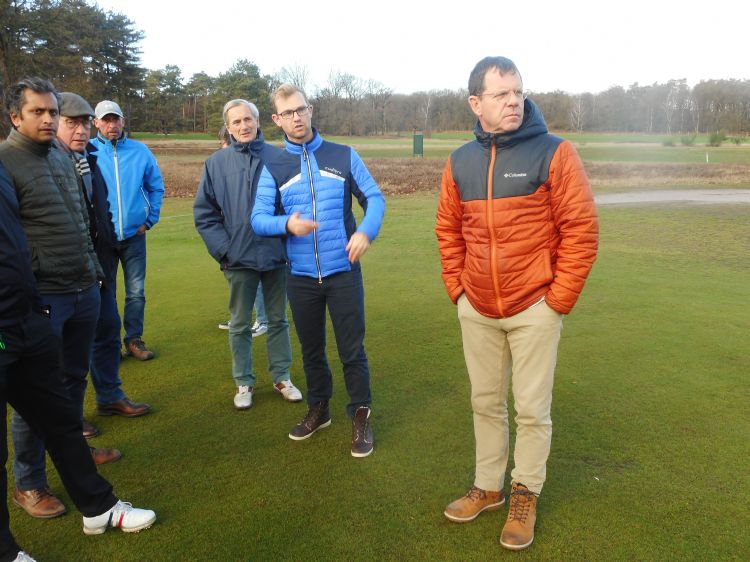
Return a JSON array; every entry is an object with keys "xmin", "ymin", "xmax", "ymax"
[{"xmin": 457, "ymin": 294, "xmax": 564, "ymax": 495}]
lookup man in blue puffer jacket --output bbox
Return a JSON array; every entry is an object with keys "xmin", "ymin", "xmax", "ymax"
[
  {"xmin": 252, "ymin": 84, "xmax": 385, "ymax": 458},
  {"xmin": 194, "ymin": 99, "xmax": 301, "ymax": 410},
  {"xmin": 90, "ymin": 101, "xmax": 165, "ymax": 361}
]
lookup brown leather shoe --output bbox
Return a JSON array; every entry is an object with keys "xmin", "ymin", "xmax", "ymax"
[
  {"xmin": 82, "ymin": 419, "xmax": 100, "ymax": 439},
  {"xmin": 444, "ymin": 485, "xmax": 505, "ymax": 522},
  {"xmin": 97, "ymin": 397, "xmax": 151, "ymax": 417},
  {"xmin": 90, "ymin": 446, "xmax": 122, "ymax": 465},
  {"xmin": 500, "ymin": 482, "xmax": 538, "ymax": 550},
  {"xmin": 125, "ymin": 338, "xmax": 155, "ymax": 361},
  {"xmin": 13, "ymin": 487, "xmax": 67, "ymax": 519}
]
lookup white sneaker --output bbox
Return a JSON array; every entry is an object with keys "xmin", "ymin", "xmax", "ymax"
[
  {"xmin": 234, "ymin": 385, "xmax": 253, "ymax": 409},
  {"xmin": 218, "ymin": 320, "xmax": 231, "ymax": 330},
  {"xmin": 13, "ymin": 552, "xmax": 37, "ymax": 562},
  {"xmin": 82, "ymin": 500, "xmax": 156, "ymax": 535},
  {"xmin": 274, "ymin": 380, "xmax": 303, "ymax": 402},
  {"xmin": 251, "ymin": 322, "xmax": 268, "ymax": 337}
]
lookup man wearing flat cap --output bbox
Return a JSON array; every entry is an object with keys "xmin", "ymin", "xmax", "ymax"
[
  {"xmin": 57, "ymin": 93, "xmax": 152, "ymax": 430},
  {"xmin": 90, "ymin": 101, "xmax": 165, "ymax": 361}
]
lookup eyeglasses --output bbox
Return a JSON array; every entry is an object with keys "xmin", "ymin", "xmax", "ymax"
[
  {"xmin": 478, "ymin": 90, "xmax": 527, "ymax": 104},
  {"xmin": 61, "ymin": 117, "xmax": 92, "ymax": 129},
  {"xmin": 277, "ymin": 106, "xmax": 311, "ymax": 120}
]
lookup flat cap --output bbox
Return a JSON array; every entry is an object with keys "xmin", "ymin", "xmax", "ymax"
[
  {"xmin": 94, "ymin": 100, "xmax": 124, "ymax": 119},
  {"xmin": 59, "ymin": 92, "xmax": 95, "ymax": 118}
]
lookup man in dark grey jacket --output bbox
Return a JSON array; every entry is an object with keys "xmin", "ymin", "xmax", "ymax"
[
  {"xmin": 0, "ymin": 77, "xmax": 107, "ymax": 519},
  {"xmin": 194, "ymin": 99, "xmax": 301, "ymax": 410},
  {"xmin": 0, "ymin": 160, "xmax": 155, "ymax": 562}
]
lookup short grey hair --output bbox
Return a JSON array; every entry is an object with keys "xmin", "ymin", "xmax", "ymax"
[
  {"xmin": 222, "ymin": 99, "xmax": 259, "ymax": 124},
  {"xmin": 468, "ymin": 57, "xmax": 522, "ymax": 97}
]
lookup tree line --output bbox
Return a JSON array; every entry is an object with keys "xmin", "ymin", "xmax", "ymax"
[{"xmin": 2, "ymin": 0, "xmax": 749, "ymax": 138}]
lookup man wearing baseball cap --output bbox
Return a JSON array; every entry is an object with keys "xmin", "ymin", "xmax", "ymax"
[
  {"xmin": 57, "ymin": 93, "xmax": 152, "ymax": 428},
  {"xmin": 90, "ymin": 101, "xmax": 165, "ymax": 361}
]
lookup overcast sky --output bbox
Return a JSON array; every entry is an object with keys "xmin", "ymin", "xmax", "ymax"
[{"xmin": 97, "ymin": 0, "xmax": 747, "ymax": 95}]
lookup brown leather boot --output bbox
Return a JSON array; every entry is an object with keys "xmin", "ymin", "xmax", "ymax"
[
  {"xmin": 444, "ymin": 485, "xmax": 505, "ymax": 522},
  {"xmin": 125, "ymin": 338, "xmax": 155, "ymax": 361},
  {"xmin": 13, "ymin": 487, "xmax": 66, "ymax": 519},
  {"xmin": 500, "ymin": 482, "xmax": 538, "ymax": 550}
]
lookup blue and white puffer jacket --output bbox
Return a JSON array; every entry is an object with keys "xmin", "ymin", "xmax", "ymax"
[
  {"xmin": 251, "ymin": 129, "xmax": 385, "ymax": 280},
  {"xmin": 89, "ymin": 133, "xmax": 165, "ymax": 241}
]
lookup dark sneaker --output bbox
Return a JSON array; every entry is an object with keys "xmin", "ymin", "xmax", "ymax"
[
  {"xmin": 125, "ymin": 339, "xmax": 155, "ymax": 361},
  {"xmin": 289, "ymin": 401, "xmax": 331, "ymax": 440},
  {"xmin": 82, "ymin": 418, "xmax": 99, "ymax": 439},
  {"xmin": 500, "ymin": 482, "xmax": 538, "ymax": 551},
  {"xmin": 351, "ymin": 406, "xmax": 374, "ymax": 458},
  {"xmin": 444, "ymin": 486, "xmax": 505, "ymax": 522}
]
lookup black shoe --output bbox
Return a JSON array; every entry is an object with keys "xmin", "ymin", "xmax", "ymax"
[
  {"xmin": 289, "ymin": 401, "xmax": 331, "ymax": 441},
  {"xmin": 351, "ymin": 406, "xmax": 374, "ymax": 458}
]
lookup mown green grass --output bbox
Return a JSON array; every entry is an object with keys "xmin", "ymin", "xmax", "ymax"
[
  {"xmin": 576, "ymin": 145, "xmax": 750, "ymax": 164},
  {"xmin": 10, "ymin": 195, "xmax": 749, "ymax": 561},
  {"xmin": 137, "ymin": 131, "xmax": 750, "ymax": 163}
]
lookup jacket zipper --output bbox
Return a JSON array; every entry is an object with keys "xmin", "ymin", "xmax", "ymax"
[
  {"xmin": 303, "ymin": 147, "xmax": 323, "ymax": 284},
  {"xmin": 112, "ymin": 141, "xmax": 124, "ymax": 240},
  {"xmin": 486, "ymin": 142, "xmax": 503, "ymax": 315}
]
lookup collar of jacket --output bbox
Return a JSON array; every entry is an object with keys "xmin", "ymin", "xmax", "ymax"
[
  {"xmin": 6, "ymin": 128, "xmax": 52, "ymax": 156},
  {"xmin": 230, "ymin": 128, "xmax": 266, "ymax": 155},
  {"xmin": 96, "ymin": 132, "xmax": 127, "ymax": 147},
  {"xmin": 283, "ymin": 127, "xmax": 322, "ymax": 155},
  {"xmin": 474, "ymin": 98, "xmax": 549, "ymax": 149}
]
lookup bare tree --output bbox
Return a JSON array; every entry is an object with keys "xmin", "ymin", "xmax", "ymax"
[
  {"xmin": 365, "ymin": 80, "xmax": 392, "ymax": 134},
  {"xmin": 276, "ymin": 63, "xmax": 309, "ymax": 91},
  {"xmin": 570, "ymin": 94, "xmax": 586, "ymax": 132}
]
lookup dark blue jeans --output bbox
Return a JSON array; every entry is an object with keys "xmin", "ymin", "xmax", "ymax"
[
  {"xmin": 11, "ymin": 284, "xmax": 100, "ymax": 490},
  {"xmin": 0, "ymin": 311, "xmax": 116, "ymax": 561},
  {"xmin": 286, "ymin": 269, "xmax": 372, "ymax": 417},
  {"xmin": 89, "ymin": 282, "xmax": 126, "ymax": 405},
  {"xmin": 113, "ymin": 232, "xmax": 147, "ymax": 345}
]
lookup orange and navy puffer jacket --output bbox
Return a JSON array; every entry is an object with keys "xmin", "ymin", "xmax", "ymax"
[{"xmin": 435, "ymin": 100, "xmax": 598, "ymax": 318}]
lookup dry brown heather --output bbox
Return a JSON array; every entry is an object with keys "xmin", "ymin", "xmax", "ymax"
[{"xmin": 148, "ymin": 142, "xmax": 750, "ymax": 197}]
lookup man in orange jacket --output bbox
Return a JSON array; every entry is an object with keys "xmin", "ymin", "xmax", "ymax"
[{"xmin": 436, "ymin": 56, "xmax": 598, "ymax": 551}]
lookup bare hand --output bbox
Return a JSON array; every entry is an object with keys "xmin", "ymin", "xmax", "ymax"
[
  {"xmin": 286, "ymin": 212, "xmax": 318, "ymax": 236},
  {"xmin": 136, "ymin": 224, "xmax": 147, "ymax": 235},
  {"xmin": 346, "ymin": 232, "xmax": 370, "ymax": 263}
]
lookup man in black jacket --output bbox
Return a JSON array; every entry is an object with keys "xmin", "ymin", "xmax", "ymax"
[
  {"xmin": 56, "ymin": 92, "xmax": 152, "ymax": 436},
  {"xmin": 0, "ymin": 160, "xmax": 155, "ymax": 562}
]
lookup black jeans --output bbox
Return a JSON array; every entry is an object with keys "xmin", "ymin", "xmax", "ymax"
[
  {"xmin": 0, "ymin": 311, "xmax": 117, "ymax": 561},
  {"xmin": 286, "ymin": 269, "xmax": 372, "ymax": 417}
]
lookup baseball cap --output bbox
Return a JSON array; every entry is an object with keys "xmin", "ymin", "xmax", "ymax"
[
  {"xmin": 94, "ymin": 100, "xmax": 124, "ymax": 119},
  {"xmin": 59, "ymin": 92, "xmax": 95, "ymax": 118}
]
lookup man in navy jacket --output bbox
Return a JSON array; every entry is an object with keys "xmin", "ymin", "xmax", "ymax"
[
  {"xmin": 252, "ymin": 84, "xmax": 385, "ymax": 458},
  {"xmin": 194, "ymin": 99, "xmax": 301, "ymax": 410}
]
